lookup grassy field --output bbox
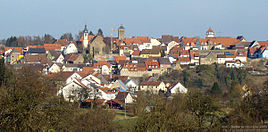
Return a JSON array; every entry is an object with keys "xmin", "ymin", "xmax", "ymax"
[{"xmin": 112, "ymin": 109, "xmax": 138, "ymax": 131}]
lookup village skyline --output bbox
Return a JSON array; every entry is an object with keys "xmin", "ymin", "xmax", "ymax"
[{"xmin": 0, "ymin": 0, "xmax": 267, "ymax": 41}]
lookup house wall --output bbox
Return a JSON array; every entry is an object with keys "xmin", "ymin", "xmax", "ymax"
[
  {"xmin": 125, "ymin": 94, "xmax": 134, "ymax": 104},
  {"xmin": 10, "ymin": 52, "xmax": 20, "ymax": 64},
  {"xmin": 262, "ymin": 50, "xmax": 268, "ymax": 58},
  {"xmin": 49, "ymin": 64, "xmax": 61, "ymax": 73},
  {"xmin": 140, "ymin": 82, "xmax": 166, "ymax": 94}
]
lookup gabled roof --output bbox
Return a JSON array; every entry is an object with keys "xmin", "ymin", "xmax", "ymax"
[
  {"xmin": 54, "ymin": 39, "xmax": 69, "ymax": 46},
  {"xmin": 115, "ymin": 92, "xmax": 129, "ymax": 103}
]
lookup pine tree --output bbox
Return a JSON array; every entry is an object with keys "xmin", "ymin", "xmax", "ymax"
[{"xmin": 211, "ymin": 82, "xmax": 221, "ymax": 94}]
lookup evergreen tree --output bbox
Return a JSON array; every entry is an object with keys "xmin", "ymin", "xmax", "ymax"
[{"xmin": 211, "ymin": 82, "xmax": 221, "ymax": 94}]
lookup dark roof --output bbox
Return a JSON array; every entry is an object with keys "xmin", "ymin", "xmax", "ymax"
[
  {"xmin": 235, "ymin": 42, "xmax": 252, "ymax": 48},
  {"xmin": 49, "ymin": 50, "xmax": 61, "ymax": 57},
  {"xmin": 140, "ymin": 49, "xmax": 160, "ymax": 54},
  {"xmin": 118, "ymin": 25, "xmax": 125, "ymax": 29},
  {"xmin": 162, "ymin": 35, "xmax": 179, "ymax": 44},
  {"xmin": 24, "ymin": 54, "xmax": 50, "ymax": 64},
  {"xmin": 115, "ymin": 92, "xmax": 128, "ymax": 103},
  {"xmin": 158, "ymin": 58, "xmax": 171, "ymax": 65},
  {"xmin": 28, "ymin": 48, "xmax": 46, "ymax": 54}
]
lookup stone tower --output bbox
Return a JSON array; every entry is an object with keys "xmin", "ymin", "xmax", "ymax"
[
  {"xmin": 83, "ymin": 25, "xmax": 89, "ymax": 49},
  {"xmin": 118, "ymin": 25, "xmax": 125, "ymax": 40}
]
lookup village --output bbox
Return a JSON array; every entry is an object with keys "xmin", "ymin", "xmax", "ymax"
[{"xmin": 0, "ymin": 25, "xmax": 267, "ymax": 109}]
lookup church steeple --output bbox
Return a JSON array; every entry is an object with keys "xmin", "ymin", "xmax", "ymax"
[
  {"xmin": 83, "ymin": 25, "xmax": 89, "ymax": 49},
  {"xmin": 84, "ymin": 25, "xmax": 88, "ymax": 33}
]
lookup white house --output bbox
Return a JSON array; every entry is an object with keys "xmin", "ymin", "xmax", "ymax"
[
  {"xmin": 150, "ymin": 38, "xmax": 161, "ymax": 46},
  {"xmin": 58, "ymin": 77, "xmax": 103, "ymax": 102},
  {"xmin": 82, "ymin": 74, "xmax": 102, "ymax": 85},
  {"xmin": 55, "ymin": 54, "xmax": 65, "ymax": 64},
  {"xmin": 169, "ymin": 82, "xmax": 188, "ymax": 94},
  {"xmin": 48, "ymin": 63, "xmax": 62, "ymax": 73},
  {"xmin": 124, "ymin": 79, "xmax": 139, "ymax": 91},
  {"xmin": 98, "ymin": 87, "xmax": 117, "ymax": 100},
  {"xmin": 225, "ymin": 60, "xmax": 245, "ymax": 68},
  {"xmin": 63, "ymin": 43, "xmax": 78, "ymax": 55},
  {"xmin": 66, "ymin": 72, "xmax": 83, "ymax": 85},
  {"xmin": 115, "ymin": 92, "xmax": 135, "ymax": 104}
]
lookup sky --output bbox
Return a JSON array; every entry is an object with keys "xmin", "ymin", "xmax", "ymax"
[{"xmin": 0, "ymin": 0, "xmax": 267, "ymax": 41}]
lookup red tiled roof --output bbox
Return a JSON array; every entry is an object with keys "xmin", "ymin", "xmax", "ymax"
[
  {"xmin": 177, "ymin": 57, "xmax": 191, "ymax": 62},
  {"xmin": 94, "ymin": 61, "xmax": 111, "ymax": 68},
  {"xmin": 84, "ymin": 99, "xmax": 106, "ymax": 103},
  {"xmin": 207, "ymin": 28, "xmax": 214, "ymax": 33},
  {"xmin": 140, "ymin": 81, "xmax": 162, "ymax": 86},
  {"xmin": 82, "ymin": 67, "xmax": 95, "ymax": 74},
  {"xmin": 28, "ymin": 45, "xmax": 44, "ymax": 48},
  {"xmin": 54, "ymin": 39, "xmax": 68, "ymax": 46},
  {"xmin": 4, "ymin": 47, "xmax": 23, "ymax": 54},
  {"xmin": 132, "ymin": 50, "xmax": 140, "ymax": 56},
  {"xmin": 114, "ymin": 56, "xmax": 126, "ymax": 63},
  {"xmin": 258, "ymin": 41, "xmax": 268, "ymax": 47},
  {"xmin": 44, "ymin": 44, "xmax": 62, "ymax": 51}
]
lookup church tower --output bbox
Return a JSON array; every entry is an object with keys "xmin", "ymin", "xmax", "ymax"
[
  {"xmin": 206, "ymin": 28, "xmax": 215, "ymax": 38},
  {"xmin": 83, "ymin": 25, "xmax": 89, "ymax": 49},
  {"xmin": 118, "ymin": 25, "xmax": 125, "ymax": 40}
]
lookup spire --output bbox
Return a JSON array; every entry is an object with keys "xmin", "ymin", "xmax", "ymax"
[{"xmin": 84, "ymin": 25, "xmax": 88, "ymax": 33}]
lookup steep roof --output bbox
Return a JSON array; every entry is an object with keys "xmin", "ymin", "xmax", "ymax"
[
  {"xmin": 207, "ymin": 28, "xmax": 214, "ymax": 33},
  {"xmin": 115, "ymin": 92, "xmax": 129, "ymax": 103},
  {"xmin": 67, "ymin": 54, "xmax": 80, "ymax": 62}
]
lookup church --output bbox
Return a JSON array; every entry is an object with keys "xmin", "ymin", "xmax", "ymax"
[{"xmin": 80, "ymin": 25, "xmax": 125, "ymax": 56}]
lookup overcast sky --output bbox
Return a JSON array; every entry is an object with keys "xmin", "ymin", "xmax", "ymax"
[{"xmin": 0, "ymin": 0, "xmax": 267, "ymax": 41}]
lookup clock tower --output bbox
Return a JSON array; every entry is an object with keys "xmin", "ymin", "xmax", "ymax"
[{"xmin": 83, "ymin": 25, "xmax": 89, "ymax": 49}]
